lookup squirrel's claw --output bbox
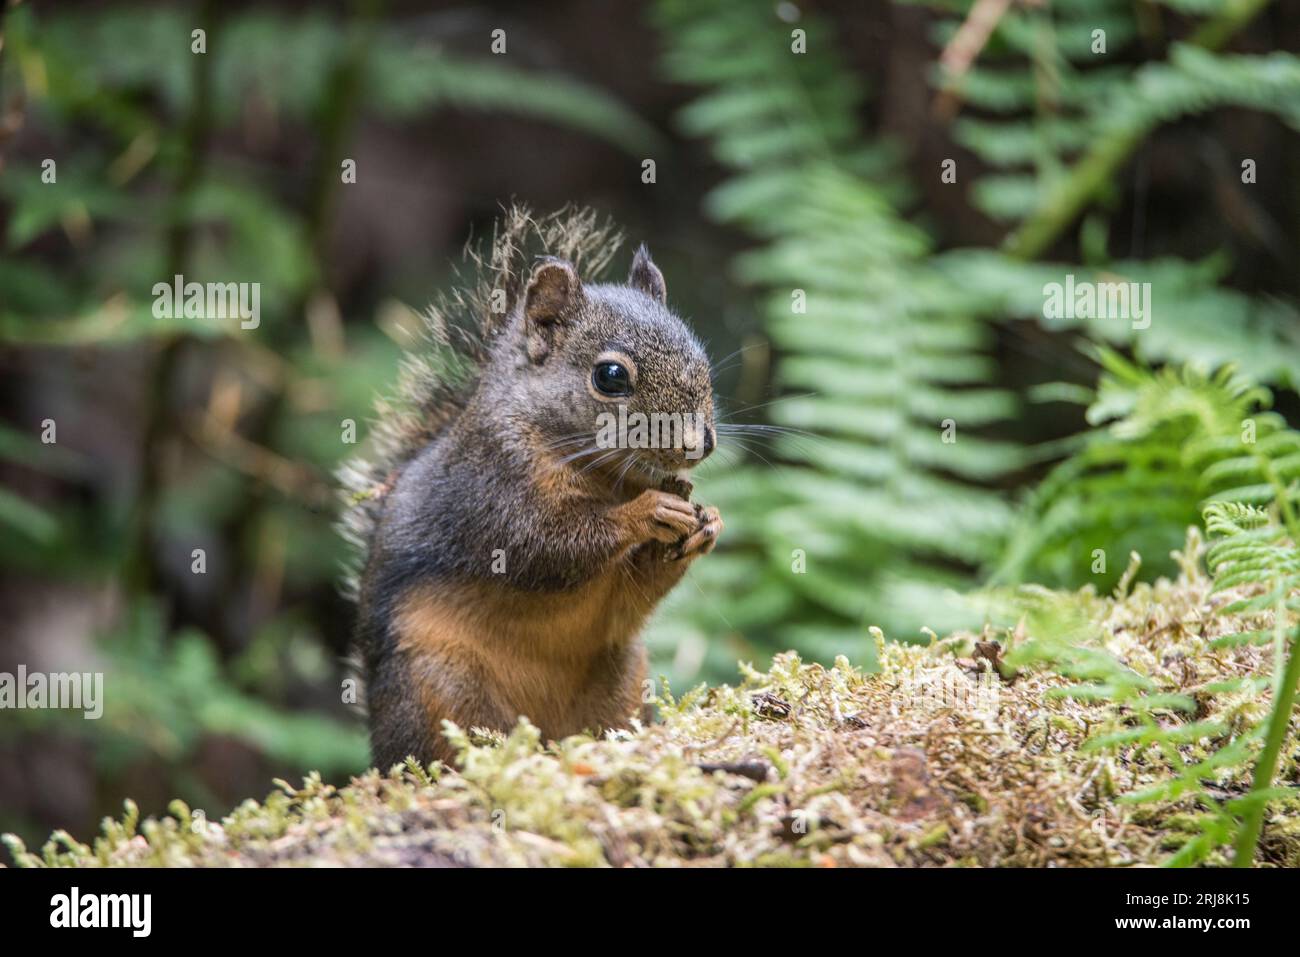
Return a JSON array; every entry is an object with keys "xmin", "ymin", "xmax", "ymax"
[{"xmin": 672, "ymin": 505, "xmax": 723, "ymax": 560}]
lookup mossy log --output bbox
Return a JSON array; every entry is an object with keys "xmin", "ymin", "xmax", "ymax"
[{"xmin": 7, "ymin": 567, "xmax": 1299, "ymax": 868}]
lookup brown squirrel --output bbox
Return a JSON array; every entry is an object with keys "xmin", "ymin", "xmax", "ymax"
[{"xmin": 340, "ymin": 207, "xmax": 722, "ymax": 768}]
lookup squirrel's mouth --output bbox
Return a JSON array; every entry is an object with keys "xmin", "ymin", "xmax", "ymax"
[
  {"xmin": 625, "ymin": 455, "xmax": 673, "ymax": 482},
  {"xmin": 615, "ymin": 452, "xmax": 695, "ymax": 488}
]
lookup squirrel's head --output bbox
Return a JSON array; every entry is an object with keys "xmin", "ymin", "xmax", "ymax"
[{"xmin": 514, "ymin": 245, "xmax": 716, "ymax": 486}]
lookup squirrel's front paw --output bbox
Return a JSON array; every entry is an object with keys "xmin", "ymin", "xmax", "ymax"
[
  {"xmin": 622, "ymin": 489, "xmax": 698, "ymax": 545},
  {"xmin": 672, "ymin": 505, "xmax": 723, "ymax": 560}
]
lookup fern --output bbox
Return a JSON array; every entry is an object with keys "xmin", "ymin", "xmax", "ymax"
[
  {"xmin": 995, "ymin": 349, "xmax": 1280, "ymax": 588},
  {"xmin": 1198, "ymin": 379, "xmax": 1300, "ymax": 865},
  {"xmin": 11, "ymin": 6, "xmax": 661, "ymax": 153},
  {"xmin": 648, "ymin": 1, "xmax": 1300, "ymax": 680},
  {"xmin": 922, "ymin": 0, "xmax": 1292, "ymax": 228},
  {"xmin": 915, "ymin": 0, "xmax": 1300, "ymax": 384},
  {"xmin": 0, "ymin": 4, "xmax": 662, "ymax": 345},
  {"xmin": 988, "ymin": 356, "xmax": 1300, "ymax": 865},
  {"xmin": 1202, "ymin": 498, "xmax": 1300, "ymax": 864},
  {"xmin": 647, "ymin": 0, "xmax": 1019, "ymax": 674}
]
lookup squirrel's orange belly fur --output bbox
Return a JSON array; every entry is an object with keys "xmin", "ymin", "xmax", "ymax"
[{"xmin": 393, "ymin": 569, "xmax": 652, "ymax": 757}]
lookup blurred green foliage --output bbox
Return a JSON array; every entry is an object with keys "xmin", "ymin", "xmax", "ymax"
[
  {"xmin": 2, "ymin": 0, "xmax": 1299, "ymax": 855},
  {"xmin": 647, "ymin": 0, "xmax": 1300, "ymax": 680},
  {"xmin": 0, "ymin": 1, "xmax": 668, "ymax": 846}
]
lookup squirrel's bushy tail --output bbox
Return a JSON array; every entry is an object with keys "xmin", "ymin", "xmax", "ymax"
[{"xmin": 337, "ymin": 204, "xmax": 623, "ymax": 600}]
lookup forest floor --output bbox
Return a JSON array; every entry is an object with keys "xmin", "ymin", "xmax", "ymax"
[{"xmin": 7, "ymin": 561, "xmax": 1300, "ymax": 867}]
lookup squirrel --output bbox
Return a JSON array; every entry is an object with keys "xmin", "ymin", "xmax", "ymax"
[{"xmin": 340, "ymin": 206, "xmax": 722, "ymax": 769}]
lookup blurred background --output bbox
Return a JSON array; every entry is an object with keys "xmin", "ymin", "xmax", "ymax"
[{"xmin": 2, "ymin": 0, "xmax": 1298, "ymax": 854}]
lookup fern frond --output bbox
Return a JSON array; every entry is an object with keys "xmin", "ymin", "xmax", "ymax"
[{"xmin": 650, "ymin": 0, "xmax": 1018, "ymax": 652}]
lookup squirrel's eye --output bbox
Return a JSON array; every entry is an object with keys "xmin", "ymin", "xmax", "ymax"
[{"xmin": 592, "ymin": 362, "xmax": 632, "ymax": 397}]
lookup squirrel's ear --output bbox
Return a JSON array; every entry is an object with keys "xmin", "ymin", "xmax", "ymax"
[
  {"xmin": 524, "ymin": 257, "xmax": 581, "ymax": 362},
  {"xmin": 628, "ymin": 244, "xmax": 667, "ymax": 305}
]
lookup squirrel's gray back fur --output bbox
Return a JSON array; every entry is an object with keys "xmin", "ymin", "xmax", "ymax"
[{"xmin": 336, "ymin": 204, "xmax": 623, "ymax": 602}]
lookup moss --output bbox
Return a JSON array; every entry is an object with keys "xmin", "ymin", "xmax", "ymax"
[{"xmin": 6, "ymin": 564, "xmax": 1299, "ymax": 868}]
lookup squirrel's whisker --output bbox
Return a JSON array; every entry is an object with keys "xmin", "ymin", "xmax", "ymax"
[
  {"xmin": 692, "ymin": 446, "xmax": 741, "ymax": 474},
  {"xmin": 547, "ymin": 432, "xmax": 596, "ymax": 450},
  {"xmin": 716, "ymin": 423, "xmax": 816, "ymax": 438},
  {"xmin": 556, "ymin": 445, "xmax": 606, "ymax": 465},
  {"xmin": 715, "ymin": 424, "xmax": 826, "ymax": 460},
  {"xmin": 709, "ymin": 341, "xmax": 766, "ymax": 376},
  {"xmin": 725, "ymin": 434, "xmax": 820, "ymax": 483},
  {"xmin": 577, "ymin": 448, "xmax": 625, "ymax": 475},
  {"xmin": 721, "ymin": 435, "xmax": 786, "ymax": 472},
  {"xmin": 613, "ymin": 452, "xmax": 641, "ymax": 492},
  {"xmin": 716, "ymin": 391, "xmax": 818, "ymax": 420}
]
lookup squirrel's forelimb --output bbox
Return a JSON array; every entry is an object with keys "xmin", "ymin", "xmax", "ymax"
[
  {"xmin": 373, "ymin": 487, "xmax": 720, "ymax": 769},
  {"xmin": 610, "ymin": 488, "xmax": 699, "ymax": 555}
]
